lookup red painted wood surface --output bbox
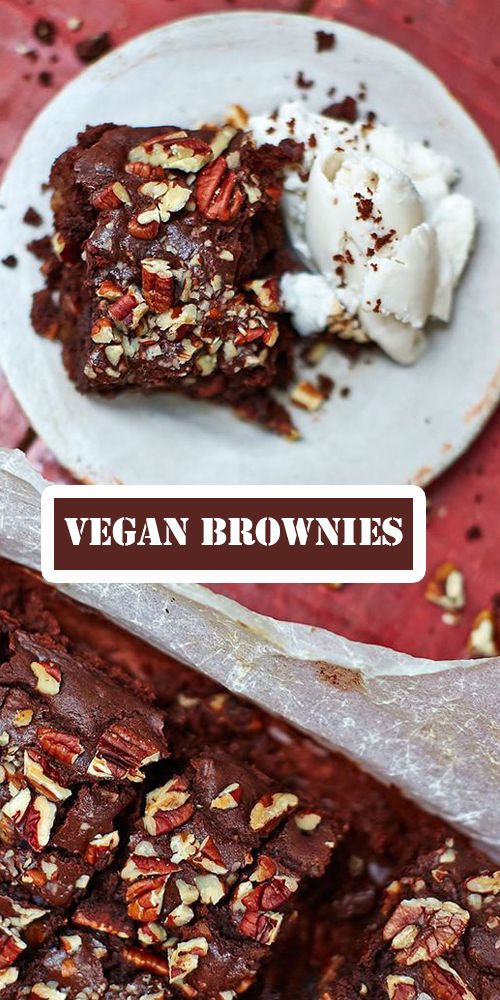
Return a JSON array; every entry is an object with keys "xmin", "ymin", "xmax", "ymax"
[{"xmin": 0, "ymin": 0, "xmax": 499, "ymax": 660}]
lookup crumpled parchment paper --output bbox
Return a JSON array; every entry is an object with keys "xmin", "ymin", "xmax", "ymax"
[{"xmin": 0, "ymin": 448, "xmax": 498, "ymax": 855}]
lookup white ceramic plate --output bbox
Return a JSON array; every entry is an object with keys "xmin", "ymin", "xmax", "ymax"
[{"xmin": 0, "ymin": 11, "xmax": 498, "ymax": 485}]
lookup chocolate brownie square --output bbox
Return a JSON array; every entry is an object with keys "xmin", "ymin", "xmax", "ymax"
[{"xmin": 35, "ymin": 122, "xmax": 293, "ymax": 407}]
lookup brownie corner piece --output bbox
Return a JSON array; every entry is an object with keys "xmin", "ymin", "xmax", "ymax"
[
  {"xmin": 0, "ymin": 622, "xmax": 168, "ymax": 989},
  {"xmin": 40, "ymin": 121, "xmax": 293, "ymax": 407},
  {"xmin": 320, "ymin": 836, "xmax": 500, "ymax": 1000}
]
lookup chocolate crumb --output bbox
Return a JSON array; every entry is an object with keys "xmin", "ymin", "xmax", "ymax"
[
  {"xmin": 2, "ymin": 254, "xmax": 18, "ymax": 269},
  {"xmin": 340, "ymin": 386, "xmax": 351, "ymax": 398},
  {"xmin": 23, "ymin": 206, "xmax": 43, "ymax": 226},
  {"xmin": 296, "ymin": 70, "xmax": 314, "ymax": 90},
  {"xmin": 315, "ymin": 30, "xmax": 336, "ymax": 53},
  {"xmin": 75, "ymin": 32, "xmax": 112, "ymax": 64},
  {"xmin": 466, "ymin": 524, "xmax": 482, "ymax": 541},
  {"xmin": 317, "ymin": 374, "xmax": 334, "ymax": 399},
  {"xmin": 33, "ymin": 18, "xmax": 57, "ymax": 45},
  {"xmin": 38, "ymin": 70, "xmax": 53, "ymax": 87},
  {"xmin": 322, "ymin": 95, "xmax": 358, "ymax": 123}
]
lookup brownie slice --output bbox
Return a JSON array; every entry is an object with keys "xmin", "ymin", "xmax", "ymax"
[
  {"xmin": 321, "ymin": 838, "xmax": 500, "ymax": 999},
  {"xmin": 0, "ymin": 616, "xmax": 168, "ymax": 990},
  {"xmin": 68, "ymin": 751, "xmax": 342, "ymax": 998},
  {"xmin": 35, "ymin": 122, "xmax": 293, "ymax": 406}
]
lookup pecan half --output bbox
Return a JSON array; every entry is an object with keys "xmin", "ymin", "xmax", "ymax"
[
  {"xmin": 383, "ymin": 897, "xmax": 470, "ymax": 966},
  {"xmin": 87, "ymin": 722, "xmax": 161, "ymax": 783},
  {"xmin": 195, "ymin": 157, "xmax": 245, "ymax": 221},
  {"xmin": 36, "ymin": 727, "xmax": 83, "ymax": 766},
  {"xmin": 141, "ymin": 259, "xmax": 174, "ymax": 312},
  {"xmin": 239, "ymin": 909, "xmax": 283, "ymax": 946}
]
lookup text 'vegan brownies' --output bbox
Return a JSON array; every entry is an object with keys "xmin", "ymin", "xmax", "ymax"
[{"xmin": 33, "ymin": 122, "xmax": 295, "ymax": 406}]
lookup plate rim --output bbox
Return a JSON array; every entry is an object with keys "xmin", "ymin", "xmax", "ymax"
[{"xmin": 0, "ymin": 8, "xmax": 499, "ymax": 486}]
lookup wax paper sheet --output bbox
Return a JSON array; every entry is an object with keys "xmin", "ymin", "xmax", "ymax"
[{"xmin": 0, "ymin": 448, "xmax": 498, "ymax": 855}]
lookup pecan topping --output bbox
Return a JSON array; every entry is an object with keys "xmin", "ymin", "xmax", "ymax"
[
  {"xmin": 422, "ymin": 957, "xmax": 478, "ymax": 1000},
  {"xmin": 128, "ymin": 206, "xmax": 160, "ymax": 240},
  {"xmin": 24, "ymin": 749, "xmax": 72, "ymax": 802},
  {"xmin": 385, "ymin": 975, "xmax": 417, "ymax": 1000},
  {"xmin": 210, "ymin": 782, "xmax": 242, "ymax": 811},
  {"xmin": 239, "ymin": 909, "xmax": 283, "ymax": 946},
  {"xmin": 195, "ymin": 156, "xmax": 245, "ymax": 221},
  {"xmin": 108, "ymin": 291, "xmax": 140, "ymax": 322},
  {"xmin": 126, "ymin": 873, "xmax": 167, "ymax": 922},
  {"xmin": 168, "ymin": 936, "xmax": 209, "ymax": 984},
  {"xmin": 84, "ymin": 830, "xmax": 120, "ymax": 867},
  {"xmin": 125, "ymin": 162, "xmax": 166, "ymax": 180},
  {"xmin": 141, "ymin": 259, "xmax": 175, "ymax": 313},
  {"xmin": 143, "ymin": 778, "xmax": 194, "ymax": 835},
  {"xmin": 192, "ymin": 835, "xmax": 228, "ymax": 875},
  {"xmin": 36, "ymin": 727, "xmax": 84, "ymax": 765},
  {"xmin": 122, "ymin": 945, "xmax": 170, "ymax": 976},
  {"xmin": 30, "ymin": 661, "xmax": 61, "ymax": 696},
  {"xmin": 383, "ymin": 897, "xmax": 470, "ymax": 966},
  {"xmin": 92, "ymin": 181, "xmax": 131, "ymax": 210},
  {"xmin": 87, "ymin": 721, "xmax": 161, "ymax": 783},
  {"xmin": 0, "ymin": 926, "xmax": 25, "ymax": 970},
  {"xmin": 90, "ymin": 317, "xmax": 114, "ymax": 344},
  {"xmin": 244, "ymin": 277, "xmax": 282, "ymax": 313},
  {"xmin": 129, "ymin": 131, "xmax": 212, "ymax": 173},
  {"xmin": 464, "ymin": 871, "xmax": 500, "ymax": 895},
  {"xmin": 23, "ymin": 795, "xmax": 57, "ymax": 851},
  {"xmin": 96, "ymin": 279, "xmax": 123, "ymax": 300},
  {"xmin": 249, "ymin": 792, "xmax": 298, "ymax": 833}
]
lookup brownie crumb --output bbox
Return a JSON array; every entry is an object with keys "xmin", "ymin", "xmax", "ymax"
[
  {"xmin": 33, "ymin": 18, "xmax": 57, "ymax": 45},
  {"xmin": 31, "ymin": 288, "xmax": 60, "ymax": 340},
  {"xmin": 296, "ymin": 70, "xmax": 314, "ymax": 90},
  {"xmin": 315, "ymin": 30, "xmax": 336, "ymax": 53},
  {"xmin": 23, "ymin": 206, "xmax": 43, "ymax": 226},
  {"xmin": 75, "ymin": 32, "xmax": 112, "ymax": 64},
  {"xmin": 466, "ymin": 524, "xmax": 482, "ymax": 541},
  {"xmin": 317, "ymin": 373, "xmax": 334, "ymax": 399},
  {"xmin": 322, "ymin": 95, "xmax": 358, "ymax": 123},
  {"xmin": 38, "ymin": 70, "xmax": 53, "ymax": 87},
  {"xmin": 2, "ymin": 254, "xmax": 18, "ymax": 269}
]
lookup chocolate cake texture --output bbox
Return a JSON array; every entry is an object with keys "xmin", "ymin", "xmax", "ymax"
[{"xmin": 0, "ymin": 561, "xmax": 498, "ymax": 999}]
